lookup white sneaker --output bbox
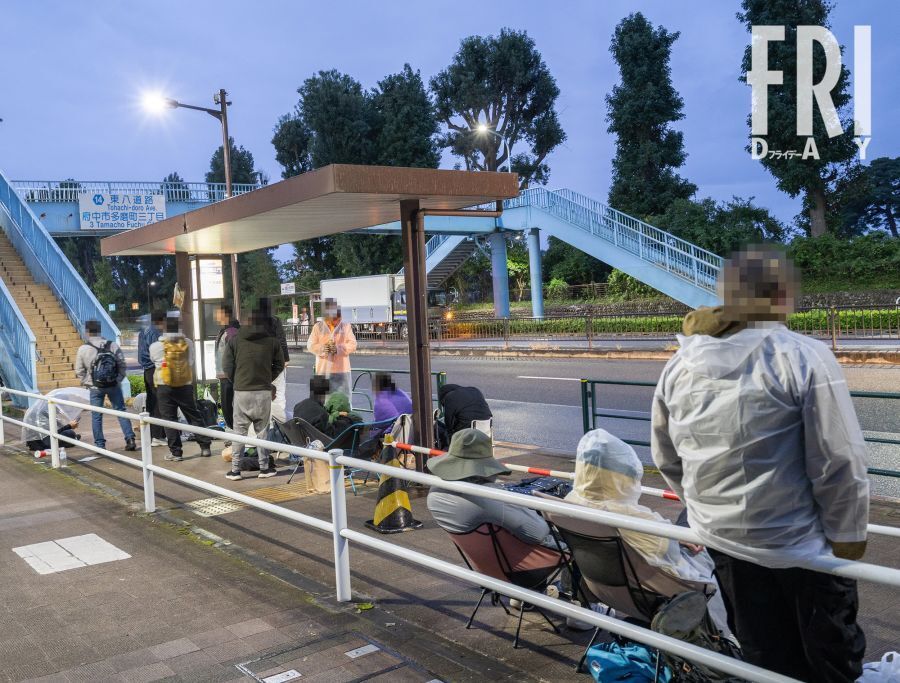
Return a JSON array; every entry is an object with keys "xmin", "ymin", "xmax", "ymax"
[{"xmin": 151, "ymin": 438, "xmax": 167, "ymax": 447}]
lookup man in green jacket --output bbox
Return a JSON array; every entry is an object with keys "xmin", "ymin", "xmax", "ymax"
[{"xmin": 223, "ymin": 307, "xmax": 285, "ymax": 480}]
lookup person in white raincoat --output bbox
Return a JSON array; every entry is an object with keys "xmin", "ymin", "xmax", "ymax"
[
  {"xmin": 652, "ymin": 247, "xmax": 868, "ymax": 682},
  {"xmin": 565, "ymin": 429, "xmax": 731, "ymax": 636},
  {"xmin": 306, "ymin": 298, "xmax": 357, "ymax": 402},
  {"xmin": 22, "ymin": 388, "xmax": 90, "ymax": 452}
]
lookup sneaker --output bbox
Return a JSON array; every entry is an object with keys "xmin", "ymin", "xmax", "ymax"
[
  {"xmin": 225, "ymin": 470, "xmax": 242, "ymax": 481},
  {"xmin": 509, "ymin": 598, "xmax": 523, "ymax": 610},
  {"xmin": 124, "ymin": 438, "xmax": 137, "ymax": 452},
  {"xmin": 257, "ymin": 467, "xmax": 278, "ymax": 479},
  {"xmin": 165, "ymin": 453, "xmax": 183, "ymax": 462},
  {"xmin": 199, "ymin": 447, "xmax": 212, "ymax": 457},
  {"xmin": 151, "ymin": 438, "xmax": 167, "ymax": 447}
]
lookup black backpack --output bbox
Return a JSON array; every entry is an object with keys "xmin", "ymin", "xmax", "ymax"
[{"xmin": 90, "ymin": 340, "xmax": 119, "ymax": 388}]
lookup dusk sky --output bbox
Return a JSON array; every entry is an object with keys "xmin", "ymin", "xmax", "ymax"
[{"xmin": 2, "ymin": 0, "xmax": 897, "ymax": 254}]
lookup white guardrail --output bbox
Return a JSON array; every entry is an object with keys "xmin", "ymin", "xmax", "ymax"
[{"xmin": 1, "ymin": 386, "xmax": 898, "ymax": 683}]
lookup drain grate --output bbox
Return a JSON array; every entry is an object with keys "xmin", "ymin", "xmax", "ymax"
[
  {"xmin": 184, "ymin": 496, "xmax": 246, "ymax": 517},
  {"xmin": 236, "ymin": 631, "xmax": 441, "ymax": 682}
]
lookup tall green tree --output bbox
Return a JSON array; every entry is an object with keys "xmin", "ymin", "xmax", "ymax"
[
  {"xmin": 607, "ymin": 13, "xmax": 696, "ymax": 217},
  {"xmin": 373, "ymin": 64, "xmax": 441, "ymax": 168},
  {"xmin": 738, "ymin": 0, "xmax": 857, "ymax": 237},
  {"xmin": 431, "ymin": 28, "xmax": 565, "ymax": 187},
  {"xmin": 542, "ymin": 237, "xmax": 611, "ymax": 285},
  {"xmin": 841, "ymin": 157, "xmax": 900, "ymax": 238},
  {"xmin": 506, "ymin": 239, "xmax": 530, "ymax": 301},
  {"xmin": 206, "ymin": 136, "xmax": 259, "ymax": 185},
  {"xmin": 272, "ymin": 114, "xmax": 313, "ymax": 178}
]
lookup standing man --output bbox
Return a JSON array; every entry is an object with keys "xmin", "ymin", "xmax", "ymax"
[
  {"xmin": 75, "ymin": 320, "xmax": 136, "ymax": 451},
  {"xmin": 138, "ymin": 311, "xmax": 167, "ymax": 446},
  {"xmin": 651, "ymin": 248, "xmax": 869, "ymax": 682},
  {"xmin": 306, "ymin": 298, "xmax": 357, "ymax": 399},
  {"xmin": 214, "ymin": 303, "xmax": 240, "ymax": 429},
  {"xmin": 149, "ymin": 317, "xmax": 213, "ymax": 461},
  {"xmin": 258, "ymin": 297, "xmax": 290, "ymax": 422},
  {"xmin": 224, "ymin": 306, "xmax": 285, "ymax": 481}
]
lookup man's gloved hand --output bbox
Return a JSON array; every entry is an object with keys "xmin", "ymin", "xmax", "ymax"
[{"xmin": 830, "ymin": 540, "xmax": 867, "ymax": 561}]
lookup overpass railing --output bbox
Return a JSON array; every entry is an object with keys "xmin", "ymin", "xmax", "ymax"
[
  {"xmin": 0, "ymin": 276, "xmax": 37, "ymax": 403},
  {"xmin": 2, "ymin": 384, "xmax": 899, "ymax": 683},
  {"xmin": 12, "ymin": 180, "xmax": 260, "ymax": 203},
  {"xmin": 580, "ymin": 378, "xmax": 900, "ymax": 478},
  {"xmin": 0, "ymin": 170, "xmax": 120, "ymax": 343}
]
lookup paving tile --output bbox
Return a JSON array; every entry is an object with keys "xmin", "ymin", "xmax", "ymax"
[
  {"xmin": 62, "ymin": 659, "xmax": 120, "ymax": 682},
  {"xmin": 148, "ymin": 637, "xmax": 200, "ymax": 660},
  {"xmin": 20, "ymin": 672, "xmax": 69, "ymax": 683},
  {"xmin": 161, "ymin": 649, "xmax": 219, "ymax": 674},
  {"xmin": 225, "ymin": 617, "xmax": 273, "ymax": 638},
  {"xmin": 201, "ymin": 637, "xmax": 257, "ymax": 664},
  {"xmin": 188, "ymin": 627, "xmax": 235, "ymax": 649},
  {"xmin": 118, "ymin": 661, "xmax": 176, "ymax": 683}
]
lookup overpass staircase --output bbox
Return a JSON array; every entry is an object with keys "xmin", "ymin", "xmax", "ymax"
[{"xmin": 0, "ymin": 169, "xmax": 119, "ymax": 403}]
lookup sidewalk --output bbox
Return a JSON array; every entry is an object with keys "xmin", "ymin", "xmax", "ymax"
[{"xmin": 2, "ymin": 416, "xmax": 897, "ymax": 680}]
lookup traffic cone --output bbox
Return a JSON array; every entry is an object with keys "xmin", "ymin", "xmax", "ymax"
[{"xmin": 365, "ymin": 443, "xmax": 422, "ymax": 534}]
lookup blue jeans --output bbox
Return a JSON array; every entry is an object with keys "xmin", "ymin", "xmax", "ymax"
[{"xmin": 90, "ymin": 386, "xmax": 135, "ymax": 448}]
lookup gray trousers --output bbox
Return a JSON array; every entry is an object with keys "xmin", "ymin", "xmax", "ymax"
[{"xmin": 231, "ymin": 390, "xmax": 272, "ymax": 472}]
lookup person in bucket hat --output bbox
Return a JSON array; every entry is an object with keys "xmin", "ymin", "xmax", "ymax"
[{"xmin": 426, "ymin": 429, "xmax": 557, "ymax": 549}]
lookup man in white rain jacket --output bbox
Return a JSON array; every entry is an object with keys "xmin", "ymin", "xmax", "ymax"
[{"xmin": 651, "ymin": 248, "xmax": 869, "ymax": 682}]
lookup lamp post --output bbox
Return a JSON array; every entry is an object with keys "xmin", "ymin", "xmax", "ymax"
[
  {"xmin": 146, "ymin": 279, "xmax": 156, "ymax": 314},
  {"xmin": 142, "ymin": 89, "xmax": 240, "ymax": 316},
  {"xmin": 475, "ymin": 122, "xmax": 513, "ymax": 174}
]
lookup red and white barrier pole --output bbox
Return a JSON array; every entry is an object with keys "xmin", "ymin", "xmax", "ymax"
[{"xmin": 392, "ymin": 442, "xmax": 681, "ymax": 502}]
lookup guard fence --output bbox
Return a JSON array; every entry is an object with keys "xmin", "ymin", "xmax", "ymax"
[
  {"xmin": 1, "ymin": 386, "xmax": 898, "ymax": 683},
  {"xmin": 580, "ymin": 379, "xmax": 900, "ymax": 479},
  {"xmin": 284, "ymin": 305, "xmax": 900, "ymax": 348}
]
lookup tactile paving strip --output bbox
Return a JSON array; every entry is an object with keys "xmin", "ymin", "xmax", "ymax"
[
  {"xmin": 184, "ymin": 496, "xmax": 247, "ymax": 517},
  {"xmin": 184, "ymin": 481, "xmax": 321, "ymax": 518}
]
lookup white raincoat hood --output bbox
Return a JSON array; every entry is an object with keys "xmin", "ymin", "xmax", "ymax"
[
  {"xmin": 22, "ymin": 387, "xmax": 90, "ymax": 443},
  {"xmin": 676, "ymin": 324, "xmax": 779, "ymax": 379}
]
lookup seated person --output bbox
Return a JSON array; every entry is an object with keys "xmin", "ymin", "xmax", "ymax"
[
  {"xmin": 222, "ymin": 448, "xmax": 275, "ymax": 472},
  {"xmin": 22, "ymin": 387, "xmax": 87, "ymax": 452},
  {"xmin": 324, "ymin": 391, "xmax": 362, "ymax": 438},
  {"xmin": 565, "ymin": 429, "xmax": 732, "ymax": 635},
  {"xmin": 291, "ymin": 375, "xmax": 331, "ymax": 433},
  {"xmin": 436, "ymin": 384, "xmax": 492, "ymax": 449},
  {"xmin": 426, "ymin": 429, "xmax": 558, "ymax": 549},
  {"xmin": 373, "ymin": 373, "xmax": 412, "ymax": 433}
]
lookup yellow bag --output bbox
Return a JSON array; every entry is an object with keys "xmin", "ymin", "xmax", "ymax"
[{"xmin": 160, "ymin": 338, "xmax": 192, "ymax": 387}]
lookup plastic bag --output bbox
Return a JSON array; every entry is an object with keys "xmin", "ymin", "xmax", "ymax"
[
  {"xmin": 586, "ymin": 640, "xmax": 671, "ymax": 682},
  {"xmin": 858, "ymin": 652, "xmax": 900, "ymax": 682}
]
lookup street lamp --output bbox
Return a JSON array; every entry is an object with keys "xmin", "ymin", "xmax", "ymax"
[
  {"xmin": 141, "ymin": 88, "xmax": 240, "ymax": 315},
  {"xmin": 146, "ymin": 279, "xmax": 156, "ymax": 314},
  {"xmin": 475, "ymin": 122, "xmax": 513, "ymax": 174}
]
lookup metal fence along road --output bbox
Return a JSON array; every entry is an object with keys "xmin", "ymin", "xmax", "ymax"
[{"xmin": 1, "ymin": 385, "xmax": 898, "ymax": 683}]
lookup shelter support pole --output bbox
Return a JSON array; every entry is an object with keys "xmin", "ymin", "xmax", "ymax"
[
  {"xmin": 175, "ymin": 252, "xmax": 194, "ymax": 338},
  {"xmin": 527, "ymin": 227, "xmax": 544, "ymax": 319},
  {"xmin": 400, "ymin": 199, "xmax": 434, "ymax": 453},
  {"xmin": 231, "ymin": 255, "xmax": 241, "ymax": 320},
  {"xmin": 490, "ymin": 232, "xmax": 510, "ymax": 318}
]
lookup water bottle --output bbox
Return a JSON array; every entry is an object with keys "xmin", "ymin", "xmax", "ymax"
[
  {"xmin": 217, "ymin": 416, "xmax": 226, "ymax": 429},
  {"xmin": 59, "ymin": 448, "xmax": 67, "ymax": 464}
]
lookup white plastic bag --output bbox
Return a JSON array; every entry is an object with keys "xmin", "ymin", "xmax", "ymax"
[{"xmin": 858, "ymin": 652, "xmax": 900, "ymax": 682}]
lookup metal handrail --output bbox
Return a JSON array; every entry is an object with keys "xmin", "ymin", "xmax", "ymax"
[
  {"xmin": 12, "ymin": 180, "xmax": 260, "ymax": 203},
  {"xmin": 580, "ymin": 378, "xmax": 900, "ymax": 478},
  {"xmin": 2, "ymin": 384, "xmax": 899, "ymax": 683},
  {"xmin": 397, "ymin": 233, "xmax": 454, "ymax": 276},
  {"xmin": 0, "ymin": 276, "xmax": 38, "ymax": 401},
  {"xmin": 0, "ymin": 170, "xmax": 120, "ymax": 343}
]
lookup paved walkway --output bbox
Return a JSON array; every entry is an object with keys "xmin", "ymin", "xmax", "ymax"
[{"xmin": 1, "ymin": 416, "xmax": 897, "ymax": 681}]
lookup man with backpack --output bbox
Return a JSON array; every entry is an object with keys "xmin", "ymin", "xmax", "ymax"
[
  {"xmin": 138, "ymin": 310, "xmax": 168, "ymax": 446},
  {"xmin": 149, "ymin": 316, "xmax": 213, "ymax": 461},
  {"xmin": 75, "ymin": 320, "xmax": 136, "ymax": 451}
]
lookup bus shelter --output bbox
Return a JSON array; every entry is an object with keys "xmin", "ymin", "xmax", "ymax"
[{"xmin": 101, "ymin": 164, "xmax": 518, "ymax": 448}]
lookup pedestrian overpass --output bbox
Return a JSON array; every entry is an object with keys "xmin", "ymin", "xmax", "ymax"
[{"xmin": 1, "ymin": 170, "xmax": 721, "ymax": 402}]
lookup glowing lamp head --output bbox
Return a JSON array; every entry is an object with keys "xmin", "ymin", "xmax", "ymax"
[
  {"xmin": 476, "ymin": 123, "xmax": 489, "ymax": 134},
  {"xmin": 142, "ymin": 92, "xmax": 176, "ymax": 114}
]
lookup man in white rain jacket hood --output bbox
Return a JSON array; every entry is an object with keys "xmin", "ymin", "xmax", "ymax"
[{"xmin": 651, "ymin": 247, "xmax": 868, "ymax": 682}]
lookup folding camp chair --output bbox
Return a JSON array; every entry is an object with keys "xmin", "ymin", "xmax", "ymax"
[
  {"xmin": 449, "ymin": 523, "xmax": 568, "ymax": 649},
  {"xmin": 536, "ymin": 494, "xmax": 717, "ymax": 673}
]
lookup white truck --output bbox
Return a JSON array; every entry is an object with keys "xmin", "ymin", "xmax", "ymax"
[{"xmin": 320, "ymin": 274, "xmax": 448, "ymax": 339}]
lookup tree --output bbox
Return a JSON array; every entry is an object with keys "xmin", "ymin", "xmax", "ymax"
[
  {"xmin": 607, "ymin": 13, "xmax": 696, "ymax": 218},
  {"xmin": 649, "ymin": 196, "xmax": 787, "ymax": 255},
  {"xmin": 506, "ymin": 239, "xmax": 530, "ymax": 301},
  {"xmin": 272, "ymin": 114, "xmax": 313, "ymax": 179},
  {"xmin": 542, "ymin": 237, "xmax": 611, "ymax": 285},
  {"xmin": 841, "ymin": 157, "xmax": 900, "ymax": 238},
  {"xmin": 431, "ymin": 28, "xmax": 566, "ymax": 187},
  {"xmin": 373, "ymin": 64, "xmax": 441, "ymax": 168},
  {"xmin": 738, "ymin": 0, "xmax": 857, "ymax": 237},
  {"xmin": 206, "ymin": 136, "xmax": 259, "ymax": 185}
]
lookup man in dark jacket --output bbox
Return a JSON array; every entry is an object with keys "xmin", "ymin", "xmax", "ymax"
[
  {"xmin": 436, "ymin": 384, "xmax": 492, "ymax": 448},
  {"xmin": 137, "ymin": 310, "xmax": 167, "ymax": 445},
  {"xmin": 258, "ymin": 297, "xmax": 290, "ymax": 422},
  {"xmin": 292, "ymin": 375, "xmax": 331, "ymax": 434},
  {"xmin": 214, "ymin": 304, "xmax": 240, "ymax": 430},
  {"xmin": 223, "ymin": 307, "xmax": 285, "ymax": 481}
]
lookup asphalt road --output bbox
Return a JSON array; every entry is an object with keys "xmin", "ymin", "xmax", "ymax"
[{"xmin": 284, "ymin": 352, "xmax": 900, "ymax": 497}]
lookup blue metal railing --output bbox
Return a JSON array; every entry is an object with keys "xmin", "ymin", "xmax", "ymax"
[
  {"xmin": 0, "ymin": 169, "xmax": 120, "ymax": 343},
  {"xmin": 507, "ymin": 188, "xmax": 723, "ymax": 293},
  {"xmin": 397, "ymin": 234, "xmax": 455, "ymax": 276},
  {"xmin": 0, "ymin": 276, "xmax": 37, "ymax": 403},
  {"xmin": 13, "ymin": 180, "xmax": 260, "ymax": 203}
]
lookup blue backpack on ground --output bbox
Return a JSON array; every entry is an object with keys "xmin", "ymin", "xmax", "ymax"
[
  {"xmin": 586, "ymin": 640, "xmax": 672, "ymax": 682},
  {"xmin": 90, "ymin": 340, "xmax": 119, "ymax": 388}
]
